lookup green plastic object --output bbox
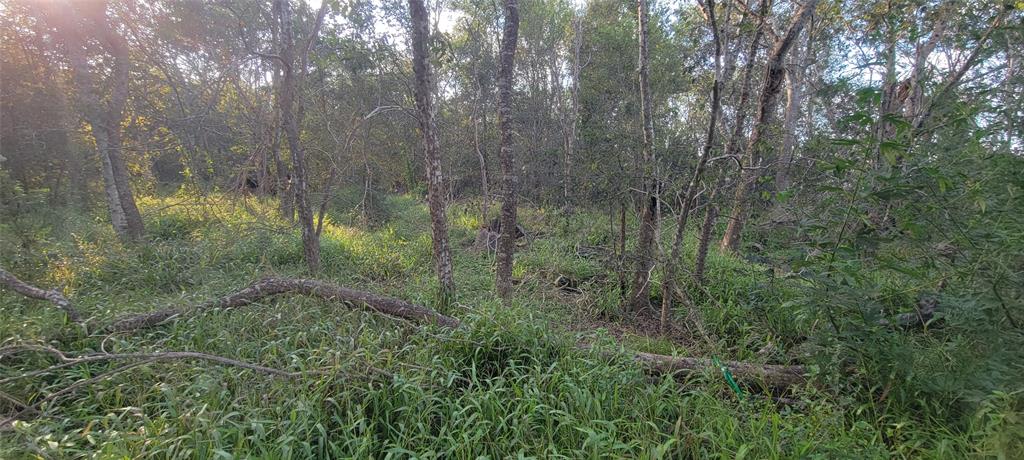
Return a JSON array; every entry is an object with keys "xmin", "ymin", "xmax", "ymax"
[{"xmin": 713, "ymin": 357, "xmax": 745, "ymax": 401}]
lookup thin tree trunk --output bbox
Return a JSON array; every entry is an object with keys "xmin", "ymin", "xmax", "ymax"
[
  {"xmin": 720, "ymin": 0, "xmax": 768, "ymax": 173},
  {"xmin": 93, "ymin": 129, "xmax": 129, "ymax": 236},
  {"xmin": 873, "ymin": 2, "xmax": 899, "ymax": 167},
  {"xmin": 720, "ymin": 0, "xmax": 818, "ymax": 253},
  {"xmin": 694, "ymin": 186, "xmax": 718, "ymax": 285},
  {"xmin": 619, "ymin": 199, "xmax": 628, "ymax": 298},
  {"xmin": 628, "ymin": 0, "xmax": 659, "ymax": 313},
  {"xmin": 904, "ymin": 11, "xmax": 946, "ymax": 127},
  {"xmin": 472, "ymin": 75, "xmax": 490, "ymax": 224},
  {"xmin": 104, "ymin": 123, "xmax": 144, "ymax": 240},
  {"xmin": 409, "ymin": 0, "xmax": 456, "ymax": 298},
  {"xmin": 271, "ymin": 65, "xmax": 293, "ymax": 221},
  {"xmin": 495, "ymin": 0, "xmax": 521, "ymax": 304},
  {"xmin": 774, "ymin": 27, "xmax": 812, "ymax": 192},
  {"xmin": 660, "ymin": 0, "xmax": 722, "ymax": 330},
  {"xmin": 560, "ymin": 15, "xmax": 583, "ymax": 208},
  {"xmin": 912, "ymin": 8, "xmax": 1007, "ymax": 133},
  {"xmin": 274, "ymin": 0, "xmax": 320, "ymax": 273}
]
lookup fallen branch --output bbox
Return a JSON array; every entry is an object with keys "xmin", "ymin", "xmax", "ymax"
[
  {"xmin": 0, "ymin": 344, "xmax": 303, "ymax": 381},
  {"xmin": 106, "ymin": 277, "xmax": 805, "ymax": 388},
  {"xmin": 4, "ymin": 267, "xmax": 806, "ymax": 390},
  {"xmin": 632, "ymin": 351, "xmax": 807, "ymax": 390},
  {"xmin": 0, "ymin": 267, "xmax": 81, "ymax": 323},
  {"xmin": 106, "ymin": 277, "xmax": 462, "ymax": 332},
  {"xmin": 2, "ymin": 359, "xmax": 156, "ymax": 431},
  {"xmin": 580, "ymin": 343, "xmax": 807, "ymax": 390},
  {"xmin": 0, "ymin": 344, "xmax": 309, "ymax": 429}
]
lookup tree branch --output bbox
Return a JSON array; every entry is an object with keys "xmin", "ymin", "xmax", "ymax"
[
  {"xmin": 105, "ymin": 277, "xmax": 461, "ymax": 332},
  {"xmin": 0, "ymin": 268, "xmax": 81, "ymax": 323}
]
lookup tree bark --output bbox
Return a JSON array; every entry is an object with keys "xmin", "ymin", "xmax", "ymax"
[
  {"xmin": 0, "ymin": 268, "xmax": 81, "ymax": 323},
  {"xmin": 274, "ymin": 0, "xmax": 322, "ymax": 273},
  {"xmin": 471, "ymin": 66, "xmax": 490, "ymax": 225},
  {"xmin": 774, "ymin": 26, "xmax": 812, "ymax": 192},
  {"xmin": 495, "ymin": 0, "xmax": 521, "ymax": 304},
  {"xmin": 409, "ymin": 0, "xmax": 457, "ymax": 298},
  {"xmin": 720, "ymin": 0, "xmax": 818, "ymax": 253},
  {"xmin": 37, "ymin": 1, "xmax": 144, "ymax": 241},
  {"xmin": 660, "ymin": 0, "xmax": 723, "ymax": 331},
  {"xmin": 631, "ymin": 350, "xmax": 806, "ymax": 390},
  {"xmin": 270, "ymin": 57, "xmax": 292, "ymax": 221},
  {"xmin": 560, "ymin": 14, "xmax": 583, "ymax": 208},
  {"xmin": 693, "ymin": 187, "xmax": 718, "ymax": 285},
  {"xmin": 628, "ymin": 0, "xmax": 659, "ymax": 313},
  {"xmin": 903, "ymin": 10, "xmax": 947, "ymax": 127},
  {"xmin": 720, "ymin": 0, "xmax": 768, "ymax": 176},
  {"xmin": 99, "ymin": 26, "xmax": 145, "ymax": 240}
]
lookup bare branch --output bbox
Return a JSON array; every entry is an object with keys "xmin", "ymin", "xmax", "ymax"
[
  {"xmin": 0, "ymin": 268, "xmax": 81, "ymax": 323},
  {"xmin": 106, "ymin": 277, "xmax": 461, "ymax": 332}
]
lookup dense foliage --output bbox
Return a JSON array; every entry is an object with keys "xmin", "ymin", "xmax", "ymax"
[{"xmin": 1, "ymin": 0, "xmax": 1022, "ymax": 457}]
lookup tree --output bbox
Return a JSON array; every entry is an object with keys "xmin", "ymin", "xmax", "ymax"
[
  {"xmin": 720, "ymin": 0, "xmax": 818, "ymax": 253},
  {"xmin": 409, "ymin": 0, "xmax": 457, "ymax": 299},
  {"xmin": 495, "ymin": 0, "xmax": 521, "ymax": 303},
  {"xmin": 627, "ymin": 0, "xmax": 658, "ymax": 312},
  {"xmin": 271, "ymin": 0, "xmax": 328, "ymax": 273},
  {"xmin": 660, "ymin": 0, "xmax": 723, "ymax": 330},
  {"xmin": 561, "ymin": 12, "xmax": 584, "ymax": 207},
  {"xmin": 33, "ymin": 0, "xmax": 144, "ymax": 241},
  {"xmin": 774, "ymin": 21, "xmax": 813, "ymax": 192}
]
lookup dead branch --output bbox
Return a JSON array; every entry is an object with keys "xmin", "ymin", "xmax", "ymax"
[
  {"xmin": 631, "ymin": 351, "xmax": 807, "ymax": 390},
  {"xmin": 3, "ymin": 268, "xmax": 807, "ymax": 390},
  {"xmin": 0, "ymin": 267, "xmax": 81, "ymax": 323},
  {"xmin": 1, "ymin": 359, "xmax": 157, "ymax": 430},
  {"xmin": 0, "ymin": 345, "xmax": 313, "ymax": 429},
  {"xmin": 0, "ymin": 344, "xmax": 303, "ymax": 381},
  {"xmin": 106, "ymin": 277, "xmax": 461, "ymax": 332}
]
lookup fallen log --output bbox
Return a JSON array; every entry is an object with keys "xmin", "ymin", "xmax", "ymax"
[
  {"xmin": 106, "ymin": 277, "xmax": 805, "ymax": 388},
  {"xmin": 4, "ymin": 267, "xmax": 805, "ymax": 389},
  {"xmin": 106, "ymin": 277, "xmax": 461, "ymax": 332},
  {"xmin": 0, "ymin": 267, "xmax": 81, "ymax": 323},
  {"xmin": 632, "ymin": 351, "xmax": 807, "ymax": 390}
]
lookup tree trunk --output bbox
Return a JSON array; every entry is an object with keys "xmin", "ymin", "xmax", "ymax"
[
  {"xmin": 93, "ymin": 129, "xmax": 129, "ymax": 237},
  {"xmin": 720, "ymin": 0, "xmax": 818, "ymax": 253},
  {"xmin": 661, "ymin": 0, "xmax": 722, "ymax": 330},
  {"xmin": 274, "ymin": 0, "xmax": 320, "ymax": 273},
  {"xmin": 38, "ymin": 2, "xmax": 144, "ymax": 241},
  {"xmin": 774, "ymin": 28, "xmax": 811, "ymax": 192},
  {"xmin": 409, "ymin": 0, "xmax": 456, "ymax": 298},
  {"xmin": 495, "ymin": 0, "xmax": 521, "ymax": 304},
  {"xmin": 561, "ymin": 14, "xmax": 583, "ymax": 208},
  {"xmin": 473, "ymin": 73, "xmax": 490, "ymax": 224},
  {"xmin": 904, "ymin": 11, "xmax": 946, "ymax": 127},
  {"xmin": 693, "ymin": 186, "xmax": 718, "ymax": 285},
  {"xmin": 720, "ymin": 0, "xmax": 768, "ymax": 173},
  {"xmin": 271, "ymin": 64, "xmax": 293, "ymax": 221},
  {"xmin": 628, "ymin": 0, "xmax": 659, "ymax": 313}
]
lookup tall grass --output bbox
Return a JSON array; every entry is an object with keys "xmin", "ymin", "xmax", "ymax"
[{"xmin": 0, "ymin": 191, "xmax": 1018, "ymax": 458}]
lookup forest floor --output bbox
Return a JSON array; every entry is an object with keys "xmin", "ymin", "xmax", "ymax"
[{"xmin": 0, "ymin": 190, "xmax": 1011, "ymax": 458}]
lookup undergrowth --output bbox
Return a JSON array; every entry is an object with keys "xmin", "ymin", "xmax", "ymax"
[{"xmin": 0, "ymin": 190, "xmax": 1020, "ymax": 458}]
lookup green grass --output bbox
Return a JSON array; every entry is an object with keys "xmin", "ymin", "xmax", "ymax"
[{"xmin": 0, "ymin": 191, "xmax": 1019, "ymax": 458}]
